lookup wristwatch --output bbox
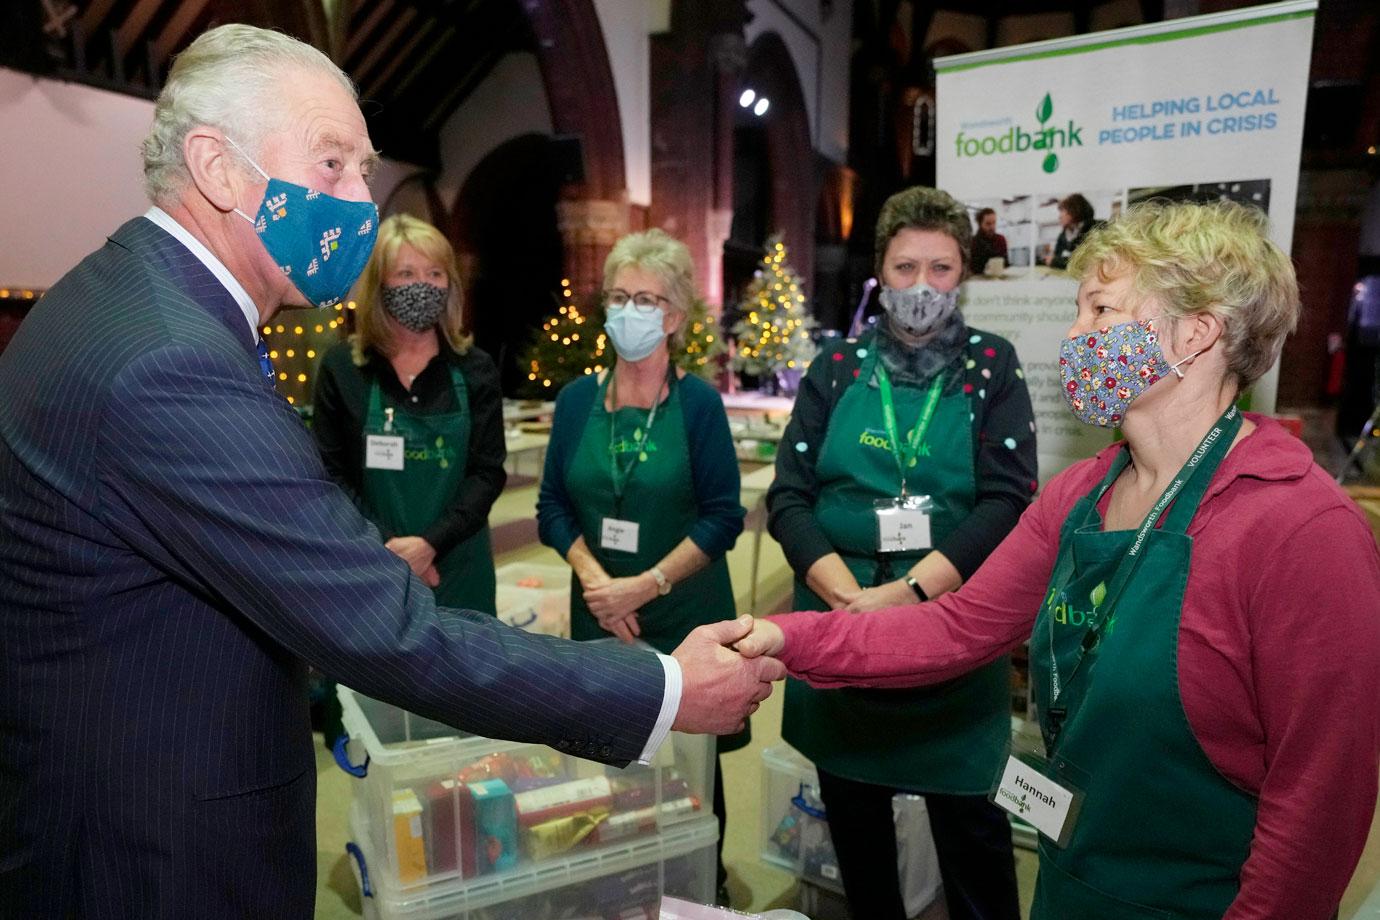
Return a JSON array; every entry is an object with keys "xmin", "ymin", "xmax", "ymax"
[
  {"xmin": 649, "ymin": 566, "xmax": 672, "ymax": 596},
  {"xmin": 905, "ymin": 576, "xmax": 928, "ymax": 602}
]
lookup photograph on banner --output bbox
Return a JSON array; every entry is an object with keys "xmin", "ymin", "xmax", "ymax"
[
  {"xmin": 966, "ymin": 190, "xmax": 1122, "ymax": 280},
  {"xmin": 1127, "ymin": 178, "xmax": 1271, "ymax": 211}
]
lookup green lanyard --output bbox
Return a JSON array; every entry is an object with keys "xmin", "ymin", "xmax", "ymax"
[
  {"xmin": 1047, "ymin": 406, "xmax": 1242, "ymax": 737},
  {"xmin": 875, "ymin": 364, "xmax": 946, "ymax": 498},
  {"xmin": 607, "ymin": 366, "xmax": 671, "ymax": 513}
]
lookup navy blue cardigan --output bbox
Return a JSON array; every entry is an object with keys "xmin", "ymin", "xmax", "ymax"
[{"xmin": 537, "ymin": 372, "xmax": 745, "ymax": 560}]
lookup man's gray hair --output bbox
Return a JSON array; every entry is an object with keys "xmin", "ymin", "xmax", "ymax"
[{"xmin": 141, "ymin": 24, "xmax": 356, "ymax": 205}]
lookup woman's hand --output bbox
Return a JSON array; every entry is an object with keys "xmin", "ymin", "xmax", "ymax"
[
  {"xmin": 385, "ymin": 536, "xmax": 440, "ymax": 588},
  {"xmin": 804, "ymin": 554, "xmax": 864, "ymax": 610},
  {"xmin": 585, "ymin": 574, "xmax": 658, "ymax": 622},
  {"xmin": 846, "ymin": 579, "xmax": 920, "ymax": 613},
  {"xmin": 736, "ymin": 618, "xmax": 785, "ymax": 659}
]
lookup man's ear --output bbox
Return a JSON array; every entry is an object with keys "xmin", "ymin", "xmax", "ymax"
[{"xmin": 182, "ymin": 128, "xmax": 247, "ymax": 214}]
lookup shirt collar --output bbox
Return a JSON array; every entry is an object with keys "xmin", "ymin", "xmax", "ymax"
[{"xmin": 143, "ymin": 207, "xmax": 262, "ymax": 343}]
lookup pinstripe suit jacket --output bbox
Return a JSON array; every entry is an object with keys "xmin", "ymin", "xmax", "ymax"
[{"xmin": 0, "ymin": 218, "xmax": 667, "ymax": 919}]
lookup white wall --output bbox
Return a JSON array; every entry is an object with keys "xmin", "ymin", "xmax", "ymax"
[
  {"xmin": 746, "ymin": 0, "xmax": 853, "ymax": 164},
  {"xmin": 0, "ymin": 69, "xmax": 155, "ymax": 288},
  {"xmin": 435, "ymin": 53, "xmax": 553, "ymax": 210},
  {"xmin": 593, "ymin": 0, "xmax": 653, "ymax": 205}
]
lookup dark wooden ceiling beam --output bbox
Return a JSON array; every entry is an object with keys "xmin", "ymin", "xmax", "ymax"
[
  {"xmin": 343, "ymin": 0, "xmax": 397, "ymax": 63},
  {"xmin": 383, "ymin": 24, "xmax": 458, "ymax": 100},
  {"xmin": 351, "ymin": 7, "xmax": 419, "ymax": 88},
  {"xmin": 361, "ymin": 20, "xmax": 438, "ymax": 101},
  {"xmin": 115, "ymin": 0, "xmax": 170, "ymax": 59},
  {"xmin": 152, "ymin": 0, "xmax": 213, "ymax": 64},
  {"xmin": 79, "ymin": 0, "xmax": 120, "ymax": 40}
]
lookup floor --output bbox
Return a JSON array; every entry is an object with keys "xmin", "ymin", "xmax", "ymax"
[{"xmin": 312, "ymin": 450, "xmax": 1380, "ymax": 919}]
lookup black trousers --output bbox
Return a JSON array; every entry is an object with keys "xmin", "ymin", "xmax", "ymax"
[
  {"xmin": 816, "ymin": 768, "xmax": 1021, "ymax": 920},
  {"xmin": 713, "ymin": 757, "xmax": 727, "ymax": 888}
]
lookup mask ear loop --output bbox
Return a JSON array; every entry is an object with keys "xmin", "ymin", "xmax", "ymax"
[
  {"xmin": 222, "ymin": 136, "xmax": 271, "ymax": 225},
  {"xmin": 1166, "ymin": 350, "xmax": 1202, "ymax": 380},
  {"xmin": 1144, "ymin": 313, "xmax": 1202, "ymax": 380}
]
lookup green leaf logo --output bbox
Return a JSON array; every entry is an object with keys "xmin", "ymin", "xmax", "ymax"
[
  {"xmin": 1090, "ymin": 581, "xmax": 1107, "ymax": 608},
  {"xmin": 1042, "ymin": 152, "xmax": 1059, "ymax": 173},
  {"xmin": 1036, "ymin": 93, "xmax": 1053, "ymax": 124}
]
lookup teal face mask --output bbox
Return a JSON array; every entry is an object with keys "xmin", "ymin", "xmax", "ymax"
[{"xmin": 227, "ymin": 137, "xmax": 378, "ymax": 309}]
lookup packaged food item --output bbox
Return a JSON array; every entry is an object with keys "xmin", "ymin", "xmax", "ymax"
[
  {"xmin": 423, "ymin": 778, "xmax": 477, "ymax": 878},
  {"xmin": 514, "ymin": 775, "xmax": 613, "ymax": 827},
  {"xmin": 516, "ymin": 576, "xmax": 545, "ymax": 588},
  {"xmin": 608, "ymin": 771, "xmax": 691, "ymax": 811},
  {"xmin": 469, "ymin": 779, "xmax": 519, "ymax": 873},
  {"xmin": 521, "ymin": 806, "xmax": 611, "ymax": 860},
  {"xmin": 390, "ymin": 788, "xmax": 428, "ymax": 884},
  {"xmin": 457, "ymin": 751, "xmax": 566, "ymax": 786},
  {"xmin": 590, "ymin": 795, "xmax": 700, "ymax": 844}
]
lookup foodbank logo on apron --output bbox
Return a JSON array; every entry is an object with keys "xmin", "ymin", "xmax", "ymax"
[
  {"xmin": 858, "ymin": 428, "xmax": 931, "ymax": 457},
  {"xmin": 1046, "ymin": 582, "xmax": 1115, "ymax": 635},
  {"xmin": 953, "ymin": 93, "xmax": 1083, "ymax": 174}
]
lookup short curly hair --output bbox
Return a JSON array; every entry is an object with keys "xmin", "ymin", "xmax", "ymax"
[
  {"xmin": 874, "ymin": 186, "xmax": 974, "ymax": 276},
  {"xmin": 603, "ymin": 229, "xmax": 697, "ymax": 349},
  {"xmin": 1067, "ymin": 199, "xmax": 1299, "ymax": 388}
]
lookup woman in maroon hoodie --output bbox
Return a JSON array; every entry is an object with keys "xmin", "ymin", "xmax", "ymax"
[{"xmin": 742, "ymin": 199, "xmax": 1380, "ymax": 920}]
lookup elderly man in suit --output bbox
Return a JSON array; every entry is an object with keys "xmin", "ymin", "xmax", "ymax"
[{"xmin": 0, "ymin": 24, "xmax": 781, "ymax": 919}]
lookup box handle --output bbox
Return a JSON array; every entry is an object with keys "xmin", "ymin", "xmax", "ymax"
[
  {"xmin": 332, "ymin": 734, "xmax": 370, "ymax": 778},
  {"xmin": 790, "ymin": 783, "xmax": 827, "ymax": 820},
  {"xmin": 345, "ymin": 841, "xmax": 372, "ymax": 898}
]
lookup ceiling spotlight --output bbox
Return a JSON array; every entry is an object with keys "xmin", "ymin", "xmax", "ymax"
[
  {"xmin": 739, "ymin": 88, "xmax": 756, "ymax": 108},
  {"xmin": 754, "ymin": 97, "xmax": 770, "ymax": 117}
]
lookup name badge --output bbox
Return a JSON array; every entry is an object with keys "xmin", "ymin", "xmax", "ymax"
[
  {"xmin": 992, "ymin": 754, "xmax": 1080, "ymax": 848},
  {"xmin": 875, "ymin": 496, "xmax": 932, "ymax": 553},
  {"xmin": 601, "ymin": 517, "xmax": 640, "ymax": 554},
  {"xmin": 365, "ymin": 434, "xmax": 405, "ymax": 471}
]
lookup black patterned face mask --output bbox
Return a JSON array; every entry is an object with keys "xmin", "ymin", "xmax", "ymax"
[{"xmin": 381, "ymin": 282, "xmax": 448, "ymax": 332}]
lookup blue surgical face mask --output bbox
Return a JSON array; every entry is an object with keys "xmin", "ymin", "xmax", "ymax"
[
  {"xmin": 604, "ymin": 304, "xmax": 667, "ymax": 362},
  {"xmin": 227, "ymin": 137, "xmax": 378, "ymax": 309}
]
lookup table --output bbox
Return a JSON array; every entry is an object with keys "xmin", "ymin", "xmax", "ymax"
[
  {"xmin": 739, "ymin": 463, "xmax": 778, "ymax": 614},
  {"xmin": 504, "ymin": 431, "xmax": 550, "ymax": 481},
  {"xmin": 502, "ymin": 399, "xmax": 555, "ymax": 424}
]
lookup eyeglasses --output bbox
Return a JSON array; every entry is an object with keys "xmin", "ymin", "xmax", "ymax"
[{"xmin": 605, "ymin": 289, "xmax": 672, "ymax": 313}]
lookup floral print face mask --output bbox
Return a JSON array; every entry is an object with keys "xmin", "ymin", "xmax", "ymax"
[{"xmin": 1058, "ymin": 317, "xmax": 1198, "ymax": 428}]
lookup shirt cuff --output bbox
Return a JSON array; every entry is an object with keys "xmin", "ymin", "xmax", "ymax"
[{"xmin": 635, "ymin": 653, "xmax": 682, "ymax": 765}]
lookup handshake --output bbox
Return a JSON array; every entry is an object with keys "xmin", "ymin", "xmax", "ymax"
[{"xmin": 666, "ymin": 615, "xmax": 789, "ymax": 736}]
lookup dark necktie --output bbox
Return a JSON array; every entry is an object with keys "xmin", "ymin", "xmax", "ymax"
[{"xmin": 256, "ymin": 338, "xmax": 276, "ymax": 385}]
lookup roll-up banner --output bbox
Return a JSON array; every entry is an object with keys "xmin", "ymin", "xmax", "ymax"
[{"xmin": 936, "ymin": 0, "xmax": 1315, "ymax": 478}]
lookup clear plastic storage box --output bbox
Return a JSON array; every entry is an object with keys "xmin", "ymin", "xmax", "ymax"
[
  {"xmin": 348, "ymin": 801, "xmax": 719, "ymax": 920},
  {"xmin": 759, "ymin": 745, "xmax": 941, "ymax": 914},
  {"xmin": 336, "ymin": 684, "xmax": 716, "ymax": 894},
  {"xmin": 493, "ymin": 562, "xmax": 571, "ymax": 638}
]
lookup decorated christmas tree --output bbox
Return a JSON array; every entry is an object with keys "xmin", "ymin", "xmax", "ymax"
[
  {"xmin": 676, "ymin": 298, "xmax": 726, "ymax": 380},
  {"xmin": 730, "ymin": 236, "xmax": 816, "ymax": 379},
  {"xmin": 519, "ymin": 281, "xmax": 608, "ymax": 397}
]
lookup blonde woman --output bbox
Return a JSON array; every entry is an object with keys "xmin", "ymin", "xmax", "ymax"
[
  {"xmin": 743, "ymin": 200, "xmax": 1380, "ymax": 919},
  {"xmin": 313, "ymin": 214, "xmax": 505, "ymax": 613},
  {"xmin": 537, "ymin": 229, "xmax": 745, "ymax": 900}
]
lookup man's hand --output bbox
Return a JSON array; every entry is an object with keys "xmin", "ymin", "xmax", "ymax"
[
  {"xmin": 671, "ymin": 616, "xmax": 786, "ymax": 734},
  {"xmin": 846, "ymin": 579, "xmax": 917, "ymax": 613},
  {"xmin": 735, "ymin": 618, "xmax": 785, "ymax": 660},
  {"xmin": 386, "ymin": 536, "xmax": 439, "ymax": 588}
]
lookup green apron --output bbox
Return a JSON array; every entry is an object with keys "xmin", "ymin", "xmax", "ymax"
[
  {"xmin": 362, "ymin": 364, "xmax": 496, "ymax": 614},
  {"xmin": 782, "ymin": 346, "xmax": 1011, "ymax": 793},
  {"xmin": 565, "ymin": 368, "xmax": 747, "ymax": 751},
  {"xmin": 1028, "ymin": 407, "xmax": 1256, "ymax": 919}
]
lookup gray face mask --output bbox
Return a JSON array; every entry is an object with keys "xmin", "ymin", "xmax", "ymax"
[
  {"xmin": 878, "ymin": 282, "xmax": 960, "ymax": 338},
  {"xmin": 381, "ymin": 282, "xmax": 448, "ymax": 332}
]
